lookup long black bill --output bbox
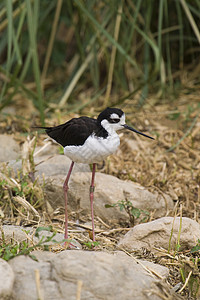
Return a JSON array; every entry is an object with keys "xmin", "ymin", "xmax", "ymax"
[{"xmin": 123, "ymin": 124, "xmax": 154, "ymax": 140}]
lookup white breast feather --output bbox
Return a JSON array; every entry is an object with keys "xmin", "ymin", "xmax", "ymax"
[{"xmin": 64, "ymin": 132, "xmax": 120, "ymax": 164}]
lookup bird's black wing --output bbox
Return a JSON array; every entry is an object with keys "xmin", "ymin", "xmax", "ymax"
[{"xmin": 37, "ymin": 117, "xmax": 98, "ymax": 147}]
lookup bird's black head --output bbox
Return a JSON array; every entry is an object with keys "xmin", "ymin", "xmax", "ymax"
[
  {"xmin": 97, "ymin": 107, "xmax": 124, "ymax": 124},
  {"xmin": 97, "ymin": 107, "xmax": 154, "ymax": 140}
]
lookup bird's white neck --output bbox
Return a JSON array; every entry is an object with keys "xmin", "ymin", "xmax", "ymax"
[{"xmin": 100, "ymin": 119, "xmax": 120, "ymax": 135}]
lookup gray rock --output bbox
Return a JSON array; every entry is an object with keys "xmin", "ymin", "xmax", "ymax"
[
  {"xmin": 8, "ymin": 250, "xmax": 174, "ymax": 300},
  {"xmin": 0, "ymin": 225, "xmax": 32, "ymax": 243},
  {"xmin": 118, "ymin": 216, "xmax": 200, "ymax": 252},
  {"xmin": 35, "ymin": 154, "xmax": 90, "ymax": 177},
  {"xmin": 0, "ymin": 135, "xmax": 20, "ymax": 162},
  {"xmin": 0, "ymin": 225, "xmax": 82, "ymax": 249},
  {"xmin": 140, "ymin": 259, "xmax": 169, "ymax": 278},
  {"xmin": 124, "ymin": 138, "xmax": 149, "ymax": 151},
  {"xmin": 9, "ymin": 253, "xmax": 57, "ymax": 300},
  {"xmin": 34, "ymin": 143, "xmax": 59, "ymax": 156},
  {"xmin": 8, "ymin": 154, "xmax": 90, "ymax": 177},
  {"xmin": 32, "ymin": 228, "xmax": 82, "ymax": 249},
  {"xmin": 0, "ymin": 258, "xmax": 14, "ymax": 299},
  {"xmin": 44, "ymin": 172, "xmax": 173, "ymax": 225}
]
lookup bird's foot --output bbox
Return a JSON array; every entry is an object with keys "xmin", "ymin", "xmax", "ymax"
[{"xmin": 63, "ymin": 238, "xmax": 82, "ymax": 250}]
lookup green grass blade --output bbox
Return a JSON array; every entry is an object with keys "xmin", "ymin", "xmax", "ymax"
[
  {"xmin": 5, "ymin": 0, "xmax": 12, "ymax": 73},
  {"xmin": 0, "ymin": 0, "xmax": 13, "ymax": 104},
  {"xmin": 59, "ymin": 10, "xmax": 112, "ymax": 107},
  {"xmin": 158, "ymin": 0, "xmax": 165, "ymax": 89},
  {"xmin": 135, "ymin": 24, "xmax": 160, "ymax": 74},
  {"xmin": 180, "ymin": 0, "xmax": 200, "ymax": 44},
  {"xmin": 164, "ymin": 0, "xmax": 173, "ymax": 89},
  {"xmin": 26, "ymin": 0, "xmax": 44, "ymax": 124},
  {"xmin": 74, "ymin": 0, "xmax": 139, "ymax": 70},
  {"xmin": 125, "ymin": 0, "xmax": 142, "ymax": 55},
  {"xmin": 139, "ymin": 1, "xmax": 152, "ymax": 106}
]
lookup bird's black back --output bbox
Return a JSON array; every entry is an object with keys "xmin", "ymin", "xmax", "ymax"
[{"xmin": 44, "ymin": 116, "xmax": 108, "ymax": 147}]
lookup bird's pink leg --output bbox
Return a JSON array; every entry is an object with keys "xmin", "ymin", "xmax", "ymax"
[
  {"xmin": 63, "ymin": 161, "xmax": 74, "ymax": 240},
  {"xmin": 90, "ymin": 163, "xmax": 96, "ymax": 241}
]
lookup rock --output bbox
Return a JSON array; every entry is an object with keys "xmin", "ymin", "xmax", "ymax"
[
  {"xmin": 0, "ymin": 258, "xmax": 14, "ymax": 299},
  {"xmin": 35, "ymin": 155, "xmax": 90, "ymax": 177},
  {"xmin": 124, "ymin": 138, "xmax": 140, "ymax": 151},
  {"xmin": 0, "ymin": 134, "xmax": 20, "ymax": 162},
  {"xmin": 34, "ymin": 143, "xmax": 59, "ymax": 156},
  {"xmin": 118, "ymin": 217, "xmax": 200, "ymax": 252},
  {"xmin": 1, "ymin": 106, "xmax": 16, "ymax": 115},
  {"xmin": 32, "ymin": 227, "xmax": 82, "ymax": 249},
  {"xmin": 9, "ymin": 252, "xmax": 56, "ymax": 300},
  {"xmin": 0, "ymin": 225, "xmax": 32, "ymax": 243},
  {"xmin": 8, "ymin": 250, "xmax": 175, "ymax": 300},
  {"xmin": 44, "ymin": 172, "xmax": 173, "ymax": 225},
  {"xmin": 124, "ymin": 138, "xmax": 150, "ymax": 152},
  {"xmin": 8, "ymin": 154, "xmax": 90, "ymax": 177},
  {"xmin": 140, "ymin": 259, "xmax": 169, "ymax": 278},
  {"xmin": 0, "ymin": 225, "xmax": 82, "ymax": 249}
]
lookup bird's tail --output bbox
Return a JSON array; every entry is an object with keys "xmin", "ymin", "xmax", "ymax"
[{"xmin": 32, "ymin": 125, "xmax": 64, "ymax": 145}]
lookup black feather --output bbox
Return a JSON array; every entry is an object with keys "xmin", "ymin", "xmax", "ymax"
[{"xmin": 33, "ymin": 116, "xmax": 108, "ymax": 147}]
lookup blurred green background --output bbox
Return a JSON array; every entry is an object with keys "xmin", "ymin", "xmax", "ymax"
[{"xmin": 0, "ymin": 0, "xmax": 200, "ymax": 124}]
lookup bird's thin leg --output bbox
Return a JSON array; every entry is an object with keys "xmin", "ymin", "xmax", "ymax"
[
  {"xmin": 90, "ymin": 163, "xmax": 96, "ymax": 241},
  {"xmin": 63, "ymin": 161, "xmax": 74, "ymax": 240}
]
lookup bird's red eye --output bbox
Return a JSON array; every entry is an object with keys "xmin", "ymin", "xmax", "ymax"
[{"xmin": 109, "ymin": 118, "xmax": 120, "ymax": 123}]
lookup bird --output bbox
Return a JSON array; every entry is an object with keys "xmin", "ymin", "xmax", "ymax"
[{"xmin": 35, "ymin": 107, "xmax": 154, "ymax": 243}]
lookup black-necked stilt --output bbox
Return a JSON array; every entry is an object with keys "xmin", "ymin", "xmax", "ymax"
[{"xmin": 35, "ymin": 107, "xmax": 154, "ymax": 242}]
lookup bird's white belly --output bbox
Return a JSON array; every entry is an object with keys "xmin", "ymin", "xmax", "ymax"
[{"xmin": 64, "ymin": 133, "xmax": 120, "ymax": 164}]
